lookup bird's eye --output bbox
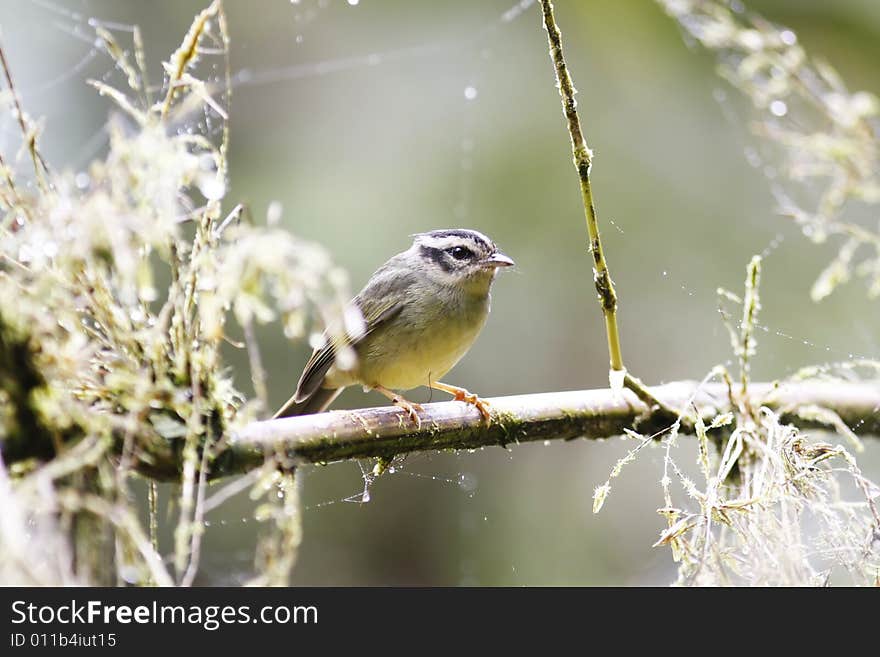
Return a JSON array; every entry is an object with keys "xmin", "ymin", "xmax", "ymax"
[{"xmin": 448, "ymin": 246, "xmax": 472, "ymax": 260}]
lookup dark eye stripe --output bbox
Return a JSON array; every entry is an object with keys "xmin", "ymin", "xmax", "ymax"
[{"xmin": 419, "ymin": 245, "xmax": 454, "ymax": 273}]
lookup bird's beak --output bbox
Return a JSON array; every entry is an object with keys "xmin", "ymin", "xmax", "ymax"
[{"xmin": 485, "ymin": 251, "xmax": 515, "ymax": 268}]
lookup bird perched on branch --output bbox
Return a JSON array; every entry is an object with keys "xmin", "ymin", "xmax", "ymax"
[{"xmin": 274, "ymin": 228, "xmax": 514, "ymax": 425}]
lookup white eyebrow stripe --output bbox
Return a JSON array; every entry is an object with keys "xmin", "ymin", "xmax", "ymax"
[
  {"xmin": 417, "ymin": 235, "xmax": 488, "ymax": 252},
  {"xmin": 419, "ymin": 237, "xmax": 466, "ymax": 250}
]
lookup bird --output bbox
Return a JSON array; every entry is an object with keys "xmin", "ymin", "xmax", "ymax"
[{"xmin": 273, "ymin": 228, "xmax": 514, "ymax": 425}]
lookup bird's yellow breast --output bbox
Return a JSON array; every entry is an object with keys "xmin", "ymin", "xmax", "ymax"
[{"xmin": 325, "ymin": 297, "xmax": 488, "ymax": 391}]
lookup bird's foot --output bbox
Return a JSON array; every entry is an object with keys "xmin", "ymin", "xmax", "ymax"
[
  {"xmin": 372, "ymin": 384, "xmax": 424, "ymax": 427},
  {"xmin": 433, "ymin": 382, "xmax": 491, "ymax": 422},
  {"xmin": 392, "ymin": 396, "xmax": 423, "ymax": 428},
  {"xmin": 457, "ymin": 390, "xmax": 492, "ymax": 422}
]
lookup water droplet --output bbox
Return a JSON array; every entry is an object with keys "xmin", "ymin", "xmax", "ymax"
[
  {"xmin": 780, "ymin": 30, "xmax": 797, "ymax": 46},
  {"xmin": 348, "ymin": 0, "xmax": 360, "ymax": 5},
  {"xmin": 770, "ymin": 100, "xmax": 788, "ymax": 117},
  {"xmin": 458, "ymin": 472, "xmax": 478, "ymax": 492},
  {"xmin": 464, "ymin": 86, "xmax": 478, "ymax": 100}
]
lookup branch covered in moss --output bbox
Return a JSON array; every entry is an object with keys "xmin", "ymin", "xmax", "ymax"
[{"xmin": 180, "ymin": 380, "xmax": 880, "ymax": 480}]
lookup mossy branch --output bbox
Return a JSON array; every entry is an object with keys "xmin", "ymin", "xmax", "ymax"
[{"xmin": 166, "ymin": 380, "xmax": 880, "ymax": 481}]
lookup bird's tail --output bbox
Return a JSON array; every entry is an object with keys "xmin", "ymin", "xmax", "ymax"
[{"xmin": 272, "ymin": 387, "xmax": 342, "ymax": 420}]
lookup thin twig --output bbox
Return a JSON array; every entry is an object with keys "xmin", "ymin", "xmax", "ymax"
[
  {"xmin": 740, "ymin": 256, "xmax": 761, "ymax": 399},
  {"xmin": 148, "ymin": 481, "xmax": 159, "ymax": 555},
  {"xmin": 180, "ymin": 435, "xmax": 211, "ymax": 587},
  {"xmin": 55, "ymin": 491, "xmax": 174, "ymax": 587},
  {"xmin": 243, "ymin": 317, "xmax": 269, "ymax": 413},
  {"xmin": 0, "ymin": 150, "xmax": 25, "ymax": 213},
  {"xmin": 538, "ymin": 1, "xmax": 679, "ymax": 418},
  {"xmin": 539, "ymin": 0, "xmax": 622, "ymax": 370},
  {"xmin": 202, "ymin": 465, "xmax": 266, "ymax": 513},
  {"xmin": 159, "ymin": 0, "xmax": 221, "ymax": 118},
  {"xmin": 0, "ymin": 40, "xmax": 51, "ymax": 189}
]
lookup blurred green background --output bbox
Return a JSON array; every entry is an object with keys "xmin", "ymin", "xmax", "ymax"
[{"xmin": 2, "ymin": 0, "xmax": 879, "ymax": 585}]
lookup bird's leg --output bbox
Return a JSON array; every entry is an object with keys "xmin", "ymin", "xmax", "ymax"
[
  {"xmin": 430, "ymin": 381, "xmax": 491, "ymax": 422},
  {"xmin": 372, "ymin": 384, "xmax": 423, "ymax": 428}
]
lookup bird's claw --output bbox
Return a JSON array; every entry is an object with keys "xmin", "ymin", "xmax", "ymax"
[
  {"xmin": 452, "ymin": 388, "xmax": 492, "ymax": 422},
  {"xmin": 393, "ymin": 397, "xmax": 423, "ymax": 428}
]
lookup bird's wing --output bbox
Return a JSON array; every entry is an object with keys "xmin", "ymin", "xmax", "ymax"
[{"xmin": 293, "ymin": 294, "xmax": 403, "ymax": 402}]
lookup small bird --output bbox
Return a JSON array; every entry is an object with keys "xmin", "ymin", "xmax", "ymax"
[{"xmin": 274, "ymin": 228, "xmax": 514, "ymax": 424}]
